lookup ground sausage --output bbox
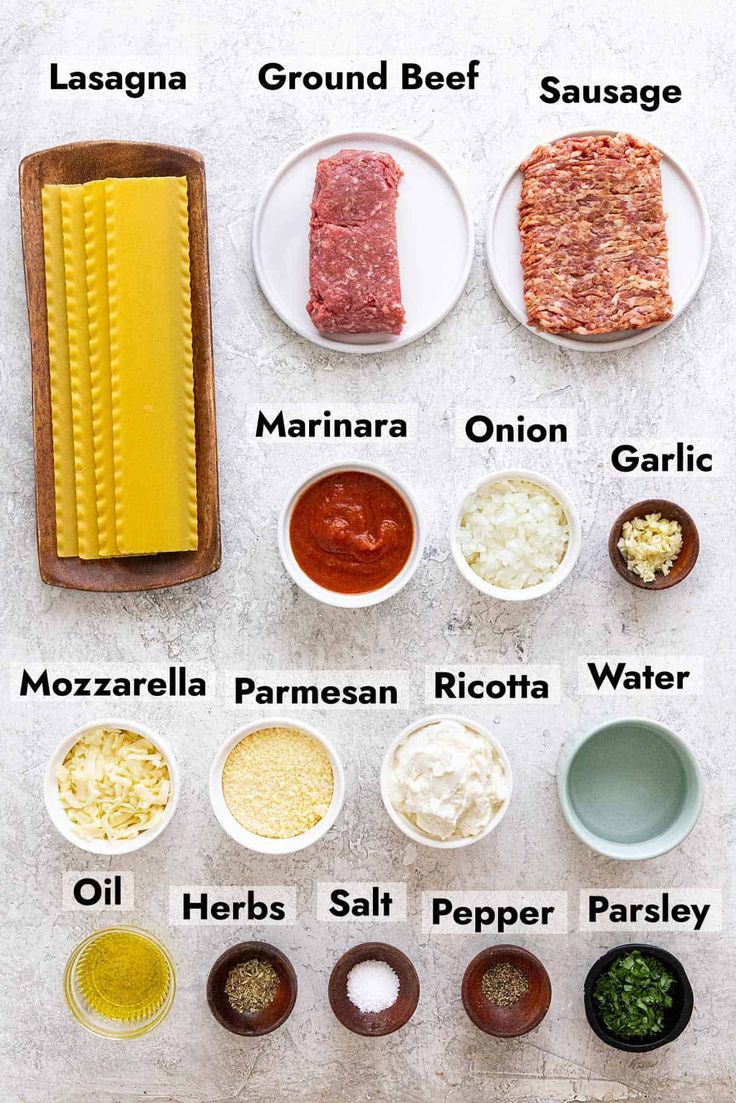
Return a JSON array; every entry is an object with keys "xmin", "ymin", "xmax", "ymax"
[{"xmin": 518, "ymin": 133, "xmax": 673, "ymax": 335}]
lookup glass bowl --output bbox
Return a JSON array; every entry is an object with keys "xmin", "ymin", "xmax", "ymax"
[{"xmin": 64, "ymin": 926, "xmax": 176, "ymax": 1039}]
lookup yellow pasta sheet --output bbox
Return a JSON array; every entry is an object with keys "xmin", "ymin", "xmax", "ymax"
[
  {"xmin": 106, "ymin": 176, "xmax": 198, "ymax": 555},
  {"xmin": 61, "ymin": 185, "xmax": 99, "ymax": 559},
  {"xmin": 41, "ymin": 185, "xmax": 78, "ymax": 558},
  {"xmin": 83, "ymin": 180, "xmax": 117, "ymax": 557}
]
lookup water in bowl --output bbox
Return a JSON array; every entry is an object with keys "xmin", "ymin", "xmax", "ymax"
[{"xmin": 567, "ymin": 723, "xmax": 687, "ymax": 845}]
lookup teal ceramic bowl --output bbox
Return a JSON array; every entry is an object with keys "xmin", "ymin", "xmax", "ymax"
[{"xmin": 558, "ymin": 718, "xmax": 703, "ymax": 860}]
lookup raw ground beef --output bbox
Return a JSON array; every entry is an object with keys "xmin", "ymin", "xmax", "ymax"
[
  {"xmin": 518, "ymin": 133, "xmax": 673, "ymax": 335},
  {"xmin": 307, "ymin": 149, "xmax": 405, "ymax": 335}
]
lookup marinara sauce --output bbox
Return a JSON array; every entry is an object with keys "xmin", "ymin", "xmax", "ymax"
[{"xmin": 289, "ymin": 470, "xmax": 414, "ymax": 594}]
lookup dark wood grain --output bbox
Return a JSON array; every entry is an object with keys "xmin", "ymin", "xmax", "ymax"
[
  {"xmin": 462, "ymin": 944, "xmax": 551, "ymax": 1038},
  {"xmin": 206, "ymin": 941, "xmax": 298, "ymax": 1037},
  {"xmin": 328, "ymin": 942, "xmax": 419, "ymax": 1036},
  {"xmin": 608, "ymin": 499, "xmax": 699, "ymax": 591},
  {"xmin": 19, "ymin": 140, "xmax": 221, "ymax": 591}
]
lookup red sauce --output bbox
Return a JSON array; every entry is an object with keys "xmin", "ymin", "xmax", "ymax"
[{"xmin": 289, "ymin": 470, "xmax": 414, "ymax": 594}]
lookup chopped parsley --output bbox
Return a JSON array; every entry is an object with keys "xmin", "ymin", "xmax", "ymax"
[{"xmin": 593, "ymin": 949, "xmax": 676, "ymax": 1040}]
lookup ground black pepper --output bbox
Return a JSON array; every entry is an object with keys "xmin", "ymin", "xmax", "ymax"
[{"xmin": 481, "ymin": 962, "xmax": 529, "ymax": 1007}]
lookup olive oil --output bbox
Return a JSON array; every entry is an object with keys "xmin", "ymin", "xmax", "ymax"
[{"xmin": 74, "ymin": 929, "xmax": 171, "ymax": 1023}]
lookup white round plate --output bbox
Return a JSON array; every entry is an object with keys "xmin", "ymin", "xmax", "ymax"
[
  {"xmin": 487, "ymin": 129, "xmax": 711, "ymax": 352},
  {"xmin": 253, "ymin": 129, "xmax": 474, "ymax": 354}
]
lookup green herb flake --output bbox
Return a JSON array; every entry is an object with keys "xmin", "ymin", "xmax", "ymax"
[{"xmin": 593, "ymin": 950, "xmax": 676, "ymax": 1040}]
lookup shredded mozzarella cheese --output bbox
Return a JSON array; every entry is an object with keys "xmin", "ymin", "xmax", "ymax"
[{"xmin": 56, "ymin": 726, "xmax": 171, "ymax": 842}]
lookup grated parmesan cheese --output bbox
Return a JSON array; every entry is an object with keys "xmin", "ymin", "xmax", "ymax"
[
  {"xmin": 617, "ymin": 513, "xmax": 683, "ymax": 583},
  {"xmin": 458, "ymin": 478, "xmax": 569, "ymax": 589},
  {"xmin": 56, "ymin": 726, "xmax": 171, "ymax": 842},
  {"xmin": 222, "ymin": 726, "xmax": 334, "ymax": 839}
]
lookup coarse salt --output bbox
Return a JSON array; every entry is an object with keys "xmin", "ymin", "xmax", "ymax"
[{"xmin": 346, "ymin": 959, "xmax": 400, "ymax": 1014}]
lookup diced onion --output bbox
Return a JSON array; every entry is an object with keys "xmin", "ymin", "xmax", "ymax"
[{"xmin": 459, "ymin": 478, "xmax": 569, "ymax": 589}]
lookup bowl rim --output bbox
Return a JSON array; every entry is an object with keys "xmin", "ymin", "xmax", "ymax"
[
  {"xmin": 64, "ymin": 924, "xmax": 176, "ymax": 1039},
  {"xmin": 206, "ymin": 939, "xmax": 298, "ymax": 1036},
  {"xmin": 450, "ymin": 468, "xmax": 582, "ymax": 601},
  {"xmin": 461, "ymin": 943, "xmax": 552, "ymax": 1037},
  {"xmin": 608, "ymin": 498, "xmax": 700, "ymax": 590},
  {"xmin": 327, "ymin": 940, "xmax": 420, "ymax": 1036},
  {"xmin": 557, "ymin": 716, "xmax": 704, "ymax": 860},
  {"xmin": 380, "ymin": 712, "xmax": 513, "ymax": 849},
  {"xmin": 44, "ymin": 716, "xmax": 180, "ymax": 855},
  {"xmin": 584, "ymin": 942, "xmax": 694, "ymax": 1051},
  {"xmin": 277, "ymin": 458, "xmax": 425, "ymax": 608},
  {"xmin": 209, "ymin": 716, "xmax": 345, "ymax": 854}
]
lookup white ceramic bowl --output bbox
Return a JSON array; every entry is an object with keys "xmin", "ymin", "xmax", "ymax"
[
  {"xmin": 450, "ymin": 468, "xmax": 582, "ymax": 601},
  {"xmin": 44, "ymin": 717, "xmax": 179, "ymax": 855},
  {"xmin": 278, "ymin": 460, "xmax": 425, "ymax": 608},
  {"xmin": 380, "ymin": 713, "xmax": 513, "ymax": 849},
  {"xmin": 209, "ymin": 717, "xmax": 345, "ymax": 855}
]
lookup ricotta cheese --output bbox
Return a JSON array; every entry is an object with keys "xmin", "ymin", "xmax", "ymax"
[{"xmin": 388, "ymin": 719, "xmax": 509, "ymax": 841}]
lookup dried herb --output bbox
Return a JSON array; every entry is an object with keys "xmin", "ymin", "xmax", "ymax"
[
  {"xmin": 481, "ymin": 961, "xmax": 529, "ymax": 1007},
  {"xmin": 225, "ymin": 958, "xmax": 279, "ymax": 1014},
  {"xmin": 593, "ymin": 949, "xmax": 675, "ymax": 1039}
]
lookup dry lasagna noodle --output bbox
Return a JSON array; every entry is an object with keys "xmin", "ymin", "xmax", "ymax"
[
  {"xmin": 41, "ymin": 175, "xmax": 198, "ymax": 558},
  {"xmin": 61, "ymin": 185, "xmax": 99, "ymax": 559},
  {"xmin": 41, "ymin": 186, "xmax": 78, "ymax": 558},
  {"xmin": 84, "ymin": 179, "xmax": 117, "ymax": 557},
  {"xmin": 518, "ymin": 133, "xmax": 673, "ymax": 336}
]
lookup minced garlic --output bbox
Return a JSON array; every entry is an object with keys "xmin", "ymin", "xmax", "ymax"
[
  {"xmin": 222, "ymin": 726, "xmax": 334, "ymax": 838},
  {"xmin": 617, "ymin": 513, "xmax": 683, "ymax": 583}
]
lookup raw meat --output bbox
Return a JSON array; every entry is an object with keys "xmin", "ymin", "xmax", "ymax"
[
  {"xmin": 518, "ymin": 133, "xmax": 673, "ymax": 335},
  {"xmin": 307, "ymin": 149, "xmax": 405, "ymax": 335}
]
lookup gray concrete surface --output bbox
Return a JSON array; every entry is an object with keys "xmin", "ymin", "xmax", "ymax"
[{"xmin": 0, "ymin": 1, "xmax": 734, "ymax": 1100}]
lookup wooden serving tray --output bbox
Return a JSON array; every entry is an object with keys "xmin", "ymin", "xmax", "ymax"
[{"xmin": 19, "ymin": 140, "xmax": 221, "ymax": 591}]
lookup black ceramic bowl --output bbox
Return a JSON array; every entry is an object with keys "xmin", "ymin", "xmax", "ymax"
[{"xmin": 584, "ymin": 943, "xmax": 693, "ymax": 1052}]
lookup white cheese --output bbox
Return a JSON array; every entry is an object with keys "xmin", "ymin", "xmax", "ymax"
[
  {"xmin": 56, "ymin": 726, "xmax": 171, "ymax": 842},
  {"xmin": 388, "ymin": 719, "xmax": 509, "ymax": 841}
]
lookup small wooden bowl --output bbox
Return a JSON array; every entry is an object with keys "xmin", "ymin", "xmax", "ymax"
[
  {"xmin": 328, "ymin": 942, "xmax": 419, "ymax": 1037},
  {"xmin": 462, "ymin": 945, "xmax": 551, "ymax": 1037},
  {"xmin": 609, "ymin": 499, "xmax": 699, "ymax": 591},
  {"xmin": 206, "ymin": 941, "xmax": 297, "ymax": 1036}
]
